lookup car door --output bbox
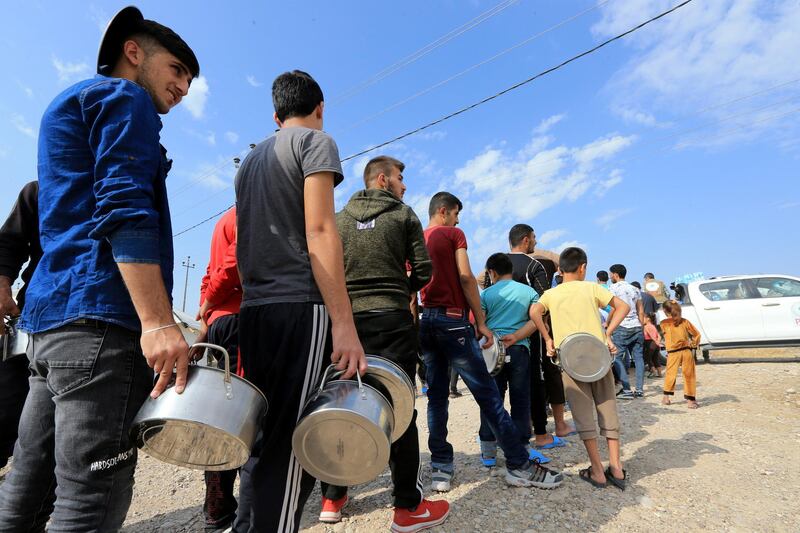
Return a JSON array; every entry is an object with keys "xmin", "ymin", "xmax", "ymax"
[
  {"xmin": 695, "ymin": 279, "xmax": 763, "ymax": 343},
  {"xmin": 753, "ymin": 276, "xmax": 800, "ymax": 340}
]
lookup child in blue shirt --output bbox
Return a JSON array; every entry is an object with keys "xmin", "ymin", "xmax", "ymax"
[{"xmin": 478, "ymin": 253, "xmax": 543, "ymax": 466}]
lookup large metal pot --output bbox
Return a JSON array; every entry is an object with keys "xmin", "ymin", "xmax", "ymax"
[
  {"xmin": 555, "ymin": 333, "xmax": 612, "ymax": 383},
  {"xmin": 362, "ymin": 355, "xmax": 415, "ymax": 442},
  {"xmin": 130, "ymin": 343, "xmax": 268, "ymax": 471},
  {"xmin": 292, "ymin": 366, "xmax": 394, "ymax": 486}
]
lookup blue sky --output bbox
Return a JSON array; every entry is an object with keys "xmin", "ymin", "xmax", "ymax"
[{"xmin": 2, "ymin": 0, "xmax": 799, "ymax": 313}]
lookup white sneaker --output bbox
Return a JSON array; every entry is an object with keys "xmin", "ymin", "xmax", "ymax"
[
  {"xmin": 505, "ymin": 459, "xmax": 563, "ymax": 489},
  {"xmin": 430, "ymin": 467, "xmax": 452, "ymax": 492}
]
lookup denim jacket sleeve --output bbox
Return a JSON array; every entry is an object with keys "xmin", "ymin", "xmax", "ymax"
[{"xmin": 81, "ymin": 79, "xmax": 163, "ymax": 264}]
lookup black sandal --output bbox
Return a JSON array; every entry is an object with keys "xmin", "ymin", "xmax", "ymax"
[
  {"xmin": 604, "ymin": 467, "xmax": 627, "ymax": 491},
  {"xmin": 578, "ymin": 467, "xmax": 607, "ymax": 488}
]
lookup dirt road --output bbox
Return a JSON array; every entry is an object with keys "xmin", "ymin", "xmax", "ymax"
[{"xmin": 115, "ymin": 359, "xmax": 799, "ymax": 532}]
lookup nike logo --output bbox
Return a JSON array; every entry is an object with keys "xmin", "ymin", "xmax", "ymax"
[{"xmin": 410, "ymin": 509, "xmax": 431, "ymax": 519}]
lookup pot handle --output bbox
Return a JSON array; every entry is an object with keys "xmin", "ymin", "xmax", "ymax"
[
  {"xmin": 191, "ymin": 342, "xmax": 234, "ymax": 400},
  {"xmin": 316, "ymin": 365, "xmax": 367, "ymax": 399}
]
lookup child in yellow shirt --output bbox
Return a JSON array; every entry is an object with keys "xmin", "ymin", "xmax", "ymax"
[{"xmin": 530, "ymin": 247, "xmax": 631, "ymax": 490}]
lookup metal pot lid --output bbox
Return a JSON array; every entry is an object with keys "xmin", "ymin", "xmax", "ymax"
[
  {"xmin": 134, "ymin": 419, "xmax": 250, "ymax": 471},
  {"xmin": 481, "ymin": 336, "xmax": 503, "ymax": 372},
  {"xmin": 292, "ymin": 382, "xmax": 392, "ymax": 486},
  {"xmin": 558, "ymin": 333, "xmax": 611, "ymax": 383},
  {"xmin": 363, "ymin": 355, "xmax": 415, "ymax": 441}
]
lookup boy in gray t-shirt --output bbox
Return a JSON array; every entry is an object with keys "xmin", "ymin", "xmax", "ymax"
[{"xmin": 233, "ymin": 70, "xmax": 365, "ymax": 533}]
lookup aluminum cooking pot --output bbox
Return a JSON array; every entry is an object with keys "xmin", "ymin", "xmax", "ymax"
[
  {"xmin": 1, "ymin": 318, "xmax": 29, "ymax": 362},
  {"xmin": 481, "ymin": 333, "xmax": 508, "ymax": 376},
  {"xmin": 362, "ymin": 355, "xmax": 415, "ymax": 442},
  {"xmin": 554, "ymin": 333, "xmax": 612, "ymax": 383},
  {"xmin": 130, "ymin": 343, "xmax": 268, "ymax": 471},
  {"xmin": 293, "ymin": 366, "xmax": 394, "ymax": 486}
]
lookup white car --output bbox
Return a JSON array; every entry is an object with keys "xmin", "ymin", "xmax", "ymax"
[{"xmin": 672, "ymin": 274, "xmax": 800, "ymax": 358}]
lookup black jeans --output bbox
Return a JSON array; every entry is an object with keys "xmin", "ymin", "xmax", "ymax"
[
  {"xmin": 529, "ymin": 331, "xmax": 566, "ymax": 435},
  {"xmin": 321, "ymin": 310, "xmax": 423, "ymax": 509},
  {"xmin": 204, "ymin": 314, "xmax": 240, "ymax": 529},
  {"xmin": 0, "ymin": 321, "xmax": 151, "ymax": 532},
  {"xmin": 0, "ymin": 353, "xmax": 29, "ymax": 468}
]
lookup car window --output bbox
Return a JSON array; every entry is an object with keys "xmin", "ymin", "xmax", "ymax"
[
  {"xmin": 754, "ymin": 277, "xmax": 800, "ymax": 298},
  {"xmin": 698, "ymin": 280, "xmax": 755, "ymax": 301}
]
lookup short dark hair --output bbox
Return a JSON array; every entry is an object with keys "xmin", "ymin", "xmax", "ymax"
[
  {"xmin": 596, "ymin": 270, "xmax": 609, "ymax": 282},
  {"xmin": 428, "ymin": 191, "xmax": 462, "ymax": 218},
  {"xmin": 644, "ymin": 272, "xmax": 655, "ymax": 279},
  {"xmin": 508, "ymin": 224, "xmax": 534, "ymax": 247},
  {"xmin": 485, "ymin": 253, "xmax": 513, "ymax": 276},
  {"xmin": 631, "ymin": 281, "xmax": 642, "ymax": 289},
  {"xmin": 364, "ymin": 156, "xmax": 404, "ymax": 187},
  {"xmin": 559, "ymin": 247, "xmax": 587, "ymax": 273},
  {"xmin": 609, "ymin": 264, "xmax": 627, "ymax": 279},
  {"xmin": 272, "ymin": 70, "xmax": 324, "ymax": 122},
  {"xmin": 131, "ymin": 20, "xmax": 200, "ymax": 77}
]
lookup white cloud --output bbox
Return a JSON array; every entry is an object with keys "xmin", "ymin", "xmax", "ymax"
[
  {"xmin": 595, "ymin": 208, "xmax": 634, "ymax": 230},
  {"xmin": 224, "ymin": 131, "xmax": 239, "ymax": 144},
  {"xmin": 612, "ymin": 105, "xmax": 669, "ymax": 128},
  {"xmin": 595, "ymin": 0, "xmax": 800, "ymax": 147},
  {"xmin": 553, "ymin": 240, "xmax": 586, "ymax": 254},
  {"xmin": 183, "ymin": 76, "xmax": 209, "ymax": 119},
  {"xmin": 89, "ymin": 5, "xmax": 110, "ymax": 33},
  {"xmin": 15, "ymin": 80, "xmax": 33, "ymax": 99},
  {"xmin": 0, "ymin": 146, "xmax": 8, "ymax": 159},
  {"xmin": 184, "ymin": 128, "xmax": 216, "ymax": 146},
  {"xmin": 246, "ymin": 75, "xmax": 262, "ymax": 87},
  {"xmin": 776, "ymin": 200, "xmax": 799, "ymax": 210},
  {"xmin": 52, "ymin": 55, "xmax": 90, "ymax": 84},
  {"xmin": 538, "ymin": 229, "xmax": 567, "ymax": 246},
  {"xmin": 595, "ymin": 169, "xmax": 624, "ymax": 197},
  {"xmin": 534, "ymin": 114, "xmax": 565, "ymax": 135},
  {"xmin": 11, "ymin": 114, "xmax": 36, "ymax": 138},
  {"xmin": 417, "ymin": 130, "xmax": 447, "ymax": 141}
]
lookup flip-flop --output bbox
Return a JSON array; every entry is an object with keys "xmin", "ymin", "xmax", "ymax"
[
  {"xmin": 604, "ymin": 467, "xmax": 627, "ymax": 491},
  {"xmin": 579, "ymin": 467, "xmax": 607, "ymax": 488},
  {"xmin": 527, "ymin": 447, "xmax": 551, "ymax": 464},
  {"xmin": 534, "ymin": 435, "xmax": 567, "ymax": 450}
]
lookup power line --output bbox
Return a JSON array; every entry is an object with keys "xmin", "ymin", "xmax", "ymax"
[
  {"xmin": 339, "ymin": 0, "xmax": 695, "ymax": 162},
  {"xmin": 330, "ymin": 0, "xmax": 520, "ymax": 105},
  {"xmin": 343, "ymin": 0, "xmax": 610, "ymax": 132},
  {"xmin": 173, "ymin": 0, "xmax": 695, "ymax": 237},
  {"xmin": 173, "ymin": 205, "xmax": 233, "ymax": 237}
]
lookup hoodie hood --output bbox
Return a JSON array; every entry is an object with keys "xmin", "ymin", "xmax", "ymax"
[{"xmin": 343, "ymin": 188, "xmax": 403, "ymax": 222}]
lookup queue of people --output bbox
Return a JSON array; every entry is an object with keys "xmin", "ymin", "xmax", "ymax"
[{"xmin": 0, "ymin": 5, "xmax": 702, "ymax": 532}]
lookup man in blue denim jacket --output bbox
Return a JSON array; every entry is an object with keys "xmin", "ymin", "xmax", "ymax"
[{"xmin": 0, "ymin": 7, "xmax": 199, "ymax": 531}]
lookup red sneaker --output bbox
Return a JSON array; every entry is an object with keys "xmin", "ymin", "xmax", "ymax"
[
  {"xmin": 319, "ymin": 495, "xmax": 348, "ymax": 524},
  {"xmin": 391, "ymin": 498, "xmax": 450, "ymax": 532}
]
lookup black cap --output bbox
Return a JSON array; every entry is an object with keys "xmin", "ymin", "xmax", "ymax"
[
  {"xmin": 97, "ymin": 6, "xmax": 144, "ymax": 74},
  {"xmin": 96, "ymin": 6, "xmax": 199, "ymax": 78}
]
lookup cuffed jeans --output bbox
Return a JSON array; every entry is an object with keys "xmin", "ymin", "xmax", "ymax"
[
  {"xmin": 478, "ymin": 344, "xmax": 530, "ymax": 445},
  {"xmin": 419, "ymin": 308, "xmax": 528, "ymax": 470},
  {"xmin": 0, "ymin": 321, "xmax": 152, "ymax": 533},
  {"xmin": 611, "ymin": 325, "xmax": 645, "ymax": 392}
]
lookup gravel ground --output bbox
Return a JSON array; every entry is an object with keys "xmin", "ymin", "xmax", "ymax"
[{"xmin": 112, "ymin": 359, "xmax": 800, "ymax": 532}]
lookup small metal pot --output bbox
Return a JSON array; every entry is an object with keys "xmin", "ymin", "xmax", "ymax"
[
  {"xmin": 130, "ymin": 343, "xmax": 268, "ymax": 471},
  {"xmin": 293, "ymin": 366, "xmax": 394, "ymax": 486},
  {"xmin": 362, "ymin": 355, "xmax": 415, "ymax": 442},
  {"xmin": 482, "ymin": 334, "xmax": 508, "ymax": 376},
  {"xmin": 1, "ymin": 318, "xmax": 28, "ymax": 362}
]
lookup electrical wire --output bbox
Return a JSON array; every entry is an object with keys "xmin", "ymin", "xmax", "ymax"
[
  {"xmin": 343, "ymin": 0, "xmax": 610, "ymax": 132},
  {"xmin": 173, "ymin": 0, "xmax": 695, "ymax": 237},
  {"xmin": 339, "ymin": 0, "xmax": 695, "ymax": 163},
  {"xmin": 330, "ymin": 0, "xmax": 520, "ymax": 105}
]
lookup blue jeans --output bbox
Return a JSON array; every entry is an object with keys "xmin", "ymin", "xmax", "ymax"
[
  {"xmin": 419, "ymin": 308, "xmax": 528, "ymax": 470},
  {"xmin": 611, "ymin": 325, "xmax": 645, "ymax": 392},
  {"xmin": 0, "ymin": 321, "xmax": 152, "ymax": 532},
  {"xmin": 478, "ymin": 344, "xmax": 530, "ymax": 445}
]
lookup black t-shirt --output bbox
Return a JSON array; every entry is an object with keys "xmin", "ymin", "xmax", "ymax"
[
  {"xmin": 507, "ymin": 253, "xmax": 550, "ymax": 297},
  {"xmin": 641, "ymin": 291, "xmax": 658, "ymax": 315},
  {"xmin": 0, "ymin": 181, "xmax": 41, "ymax": 310}
]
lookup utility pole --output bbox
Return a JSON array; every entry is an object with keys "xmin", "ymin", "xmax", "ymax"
[{"xmin": 181, "ymin": 256, "xmax": 196, "ymax": 312}]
